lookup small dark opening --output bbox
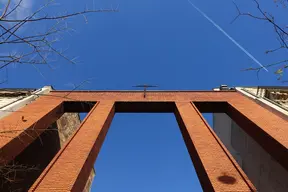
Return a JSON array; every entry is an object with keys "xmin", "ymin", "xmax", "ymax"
[
  {"xmin": 63, "ymin": 101, "xmax": 96, "ymax": 113},
  {"xmin": 193, "ymin": 102, "xmax": 227, "ymax": 113}
]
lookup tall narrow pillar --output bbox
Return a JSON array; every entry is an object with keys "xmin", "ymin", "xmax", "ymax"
[
  {"xmin": 227, "ymin": 99, "xmax": 288, "ymax": 171},
  {"xmin": 30, "ymin": 101, "xmax": 115, "ymax": 192},
  {"xmin": 175, "ymin": 102, "xmax": 255, "ymax": 191}
]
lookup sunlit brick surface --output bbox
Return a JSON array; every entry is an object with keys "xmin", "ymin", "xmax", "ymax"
[
  {"xmin": 175, "ymin": 102, "xmax": 254, "ymax": 191},
  {"xmin": 30, "ymin": 101, "xmax": 115, "ymax": 191}
]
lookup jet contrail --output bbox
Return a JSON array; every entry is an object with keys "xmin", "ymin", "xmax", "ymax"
[{"xmin": 188, "ymin": 0, "xmax": 268, "ymax": 72}]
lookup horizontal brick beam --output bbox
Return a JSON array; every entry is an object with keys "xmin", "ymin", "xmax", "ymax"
[
  {"xmin": 49, "ymin": 91, "xmax": 240, "ymax": 102},
  {"xmin": 175, "ymin": 102, "xmax": 255, "ymax": 192},
  {"xmin": 30, "ymin": 101, "xmax": 115, "ymax": 192}
]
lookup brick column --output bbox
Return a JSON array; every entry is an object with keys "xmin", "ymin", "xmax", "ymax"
[
  {"xmin": 227, "ymin": 99, "xmax": 288, "ymax": 171},
  {"xmin": 0, "ymin": 97, "xmax": 64, "ymax": 164},
  {"xmin": 175, "ymin": 102, "xmax": 255, "ymax": 192},
  {"xmin": 30, "ymin": 101, "xmax": 115, "ymax": 192}
]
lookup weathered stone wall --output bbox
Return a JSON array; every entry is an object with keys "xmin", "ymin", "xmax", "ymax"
[
  {"xmin": 240, "ymin": 87, "xmax": 288, "ymax": 110},
  {"xmin": 242, "ymin": 87, "xmax": 265, "ymax": 97},
  {"xmin": 56, "ymin": 113, "xmax": 81, "ymax": 147}
]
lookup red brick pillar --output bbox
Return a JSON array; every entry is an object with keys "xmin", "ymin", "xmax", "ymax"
[
  {"xmin": 30, "ymin": 101, "xmax": 115, "ymax": 192},
  {"xmin": 227, "ymin": 98, "xmax": 288, "ymax": 171},
  {"xmin": 0, "ymin": 97, "xmax": 64, "ymax": 164},
  {"xmin": 175, "ymin": 102, "xmax": 255, "ymax": 191}
]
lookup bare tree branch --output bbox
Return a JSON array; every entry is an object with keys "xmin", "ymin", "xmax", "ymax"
[
  {"xmin": 1, "ymin": 9, "xmax": 118, "ymax": 23},
  {"xmin": 0, "ymin": 0, "xmax": 11, "ymax": 19},
  {"xmin": 242, "ymin": 59, "xmax": 288, "ymax": 71},
  {"xmin": 0, "ymin": 0, "xmax": 119, "ymax": 82},
  {"xmin": 232, "ymin": 0, "xmax": 288, "ymax": 80},
  {"xmin": 0, "ymin": 0, "xmax": 109, "ymax": 188}
]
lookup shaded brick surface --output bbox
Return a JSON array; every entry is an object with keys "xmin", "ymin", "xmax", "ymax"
[
  {"xmin": 0, "ymin": 125, "xmax": 61, "ymax": 192},
  {"xmin": 0, "ymin": 97, "xmax": 63, "ymax": 164}
]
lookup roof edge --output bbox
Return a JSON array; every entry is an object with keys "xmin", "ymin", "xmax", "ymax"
[{"xmin": 50, "ymin": 90, "xmax": 237, "ymax": 93}]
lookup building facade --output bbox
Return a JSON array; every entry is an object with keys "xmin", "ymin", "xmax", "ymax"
[{"xmin": 213, "ymin": 85, "xmax": 288, "ymax": 191}]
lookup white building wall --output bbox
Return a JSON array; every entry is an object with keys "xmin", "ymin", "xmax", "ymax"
[
  {"xmin": 0, "ymin": 97, "xmax": 21, "ymax": 108},
  {"xmin": 0, "ymin": 86, "xmax": 52, "ymax": 119},
  {"xmin": 213, "ymin": 113, "xmax": 242, "ymax": 166}
]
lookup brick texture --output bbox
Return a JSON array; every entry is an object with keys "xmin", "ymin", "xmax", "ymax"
[
  {"xmin": 0, "ymin": 97, "xmax": 63, "ymax": 164},
  {"xmin": 49, "ymin": 91, "xmax": 288, "ymax": 171},
  {"xmin": 228, "ymin": 99, "xmax": 288, "ymax": 170},
  {"xmin": 49, "ymin": 91, "xmax": 238, "ymax": 102},
  {"xmin": 56, "ymin": 113, "xmax": 95, "ymax": 192},
  {"xmin": 30, "ymin": 101, "xmax": 115, "ymax": 191},
  {"xmin": 175, "ymin": 102, "xmax": 255, "ymax": 191}
]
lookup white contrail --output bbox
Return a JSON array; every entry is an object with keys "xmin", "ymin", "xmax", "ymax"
[{"xmin": 188, "ymin": 0, "xmax": 268, "ymax": 72}]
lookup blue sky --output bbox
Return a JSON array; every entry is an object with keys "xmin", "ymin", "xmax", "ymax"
[
  {"xmin": 1, "ymin": 0, "xmax": 288, "ymax": 191},
  {"xmin": 3, "ymin": 0, "xmax": 287, "ymax": 89}
]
